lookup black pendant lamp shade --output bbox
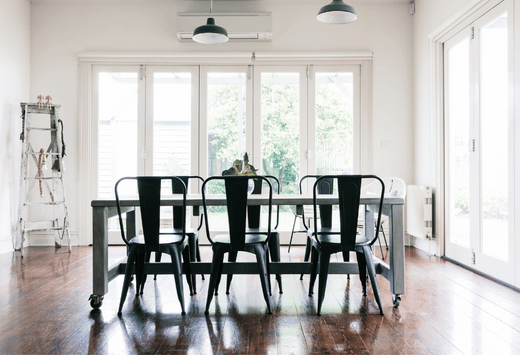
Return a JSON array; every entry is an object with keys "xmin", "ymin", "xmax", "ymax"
[
  {"xmin": 317, "ymin": 0, "xmax": 357, "ymax": 24},
  {"xmin": 193, "ymin": 17, "xmax": 229, "ymax": 44},
  {"xmin": 192, "ymin": 0, "xmax": 229, "ymax": 44}
]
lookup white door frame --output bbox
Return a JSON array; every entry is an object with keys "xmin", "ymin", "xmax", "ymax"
[{"xmin": 430, "ymin": 0, "xmax": 519, "ymax": 286}]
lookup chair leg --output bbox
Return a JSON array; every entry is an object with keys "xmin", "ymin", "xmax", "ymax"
[
  {"xmin": 308, "ymin": 244, "xmax": 319, "ymax": 296},
  {"xmin": 269, "ymin": 231, "xmax": 283, "ymax": 294},
  {"xmin": 356, "ymin": 250, "xmax": 368, "ymax": 296},
  {"xmin": 378, "ymin": 234, "xmax": 385, "ymax": 260},
  {"xmin": 300, "ymin": 237, "xmax": 312, "ymax": 280},
  {"xmin": 139, "ymin": 252, "xmax": 152, "ymax": 295},
  {"xmin": 153, "ymin": 252, "xmax": 162, "ymax": 280},
  {"xmin": 288, "ymin": 215, "xmax": 298, "ymax": 253},
  {"xmin": 316, "ymin": 247, "xmax": 332, "ymax": 316},
  {"xmin": 118, "ymin": 246, "xmax": 138, "ymax": 315},
  {"xmin": 214, "ymin": 259, "xmax": 224, "ymax": 296},
  {"xmin": 196, "ymin": 239, "xmax": 205, "ymax": 280},
  {"xmin": 254, "ymin": 244, "xmax": 272, "ymax": 314},
  {"xmin": 342, "ymin": 251, "xmax": 350, "ymax": 279},
  {"xmin": 362, "ymin": 245, "xmax": 384, "ymax": 315},
  {"xmin": 183, "ymin": 247, "xmax": 194, "ymax": 296},
  {"xmin": 265, "ymin": 249, "xmax": 272, "ymax": 296},
  {"xmin": 135, "ymin": 253, "xmax": 145, "ymax": 296},
  {"xmin": 188, "ymin": 234, "xmax": 197, "ymax": 294},
  {"xmin": 205, "ymin": 246, "xmax": 225, "ymax": 314},
  {"xmin": 225, "ymin": 250, "xmax": 238, "ymax": 294},
  {"xmin": 169, "ymin": 245, "xmax": 186, "ymax": 315}
]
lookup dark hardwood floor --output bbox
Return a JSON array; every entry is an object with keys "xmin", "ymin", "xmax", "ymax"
[{"xmin": 1, "ymin": 245, "xmax": 519, "ymax": 354}]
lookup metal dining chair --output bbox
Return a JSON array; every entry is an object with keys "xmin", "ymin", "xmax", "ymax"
[
  {"xmin": 115, "ymin": 176, "xmax": 192, "ymax": 315},
  {"xmin": 288, "ymin": 175, "xmax": 333, "ymax": 253},
  {"xmin": 218, "ymin": 175, "xmax": 283, "ymax": 295},
  {"xmin": 287, "ymin": 175, "xmax": 346, "ymax": 280},
  {"xmin": 142, "ymin": 176, "xmax": 205, "ymax": 295},
  {"xmin": 307, "ymin": 175, "xmax": 385, "ymax": 315},
  {"xmin": 202, "ymin": 175, "xmax": 274, "ymax": 314}
]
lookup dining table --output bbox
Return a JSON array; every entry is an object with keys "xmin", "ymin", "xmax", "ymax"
[{"xmin": 88, "ymin": 194, "xmax": 405, "ymax": 309}]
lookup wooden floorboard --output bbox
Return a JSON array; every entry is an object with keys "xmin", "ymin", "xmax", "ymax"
[{"xmin": 0, "ymin": 246, "xmax": 519, "ymax": 354}]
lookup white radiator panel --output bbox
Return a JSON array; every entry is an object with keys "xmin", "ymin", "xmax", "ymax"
[{"xmin": 407, "ymin": 185, "xmax": 433, "ymax": 239}]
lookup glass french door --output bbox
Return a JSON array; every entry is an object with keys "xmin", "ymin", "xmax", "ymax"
[
  {"xmin": 444, "ymin": 2, "xmax": 514, "ymax": 283},
  {"xmin": 253, "ymin": 65, "xmax": 360, "ymax": 235},
  {"xmin": 92, "ymin": 65, "xmax": 199, "ymax": 243},
  {"xmin": 92, "ymin": 63, "xmax": 362, "ymax": 243},
  {"xmin": 93, "ymin": 65, "xmax": 199, "ymax": 197}
]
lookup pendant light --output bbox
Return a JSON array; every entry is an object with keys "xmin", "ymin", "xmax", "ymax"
[
  {"xmin": 317, "ymin": 0, "xmax": 357, "ymax": 24},
  {"xmin": 192, "ymin": 0, "xmax": 229, "ymax": 44}
]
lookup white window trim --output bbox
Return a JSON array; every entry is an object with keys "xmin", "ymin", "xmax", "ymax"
[{"xmin": 78, "ymin": 52, "xmax": 373, "ymax": 245}]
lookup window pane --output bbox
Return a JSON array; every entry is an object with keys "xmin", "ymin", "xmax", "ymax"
[
  {"xmin": 447, "ymin": 37, "xmax": 471, "ymax": 248},
  {"xmin": 207, "ymin": 72, "xmax": 246, "ymax": 176},
  {"xmin": 153, "ymin": 72, "xmax": 192, "ymax": 176},
  {"xmin": 98, "ymin": 72, "xmax": 138, "ymax": 198},
  {"xmin": 261, "ymin": 72, "xmax": 300, "ymax": 195},
  {"xmin": 481, "ymin": 13, "xmax": 508, "ymax": 259},
  {"xmin": 316, "ymin": 72, "xmax": 354, "ymax": 175}
]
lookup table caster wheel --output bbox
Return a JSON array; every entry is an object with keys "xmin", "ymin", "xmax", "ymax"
[
  {"xmin": 392, "ymin": 294, "xmax": 401, "ymax": 308},
  {"xmin": 89, "ymin": 294, "xmax": 103, "ymax": 309}
]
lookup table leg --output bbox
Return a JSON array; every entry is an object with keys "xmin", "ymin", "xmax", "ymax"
[
  {"xmin": 91, "ymin": 206, "xmax": 108, "ymax": 307},
  {"xmin": 389, "ymin": 204, "xmax": 405, "ymax": 298}
]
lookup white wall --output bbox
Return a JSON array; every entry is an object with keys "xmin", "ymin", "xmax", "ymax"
[
  {"xmin": 413, "ymin": 0, "xmax": 473, "ymax": 186},
  {"xmin": 0, "ymin": 0, "xmax": 30, "ymax": 253},
  {"xmin": 29, "ymin": 0, "xmax": 413, "ymax": 245}
]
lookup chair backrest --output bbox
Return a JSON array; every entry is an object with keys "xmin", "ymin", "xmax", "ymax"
[
  {"xmin": 313, "ymin": 175, "xmax": 384, "ymax": 251},
  {"xmin": 115, "ymin": 176, "xmax": 187, "ymax": 251},
  {"xmin": 202, "ymin": 175, "xmax": 273, "ymax": 249},
  {"xmin": 172, "ymin": 176, "xmax": 204, "ymax": 229},
  {"xmin": 300, "ymin": 175, "xmax": 334, "ymax": 228},
  {"xmin": 247, "ymin": 175, "xmax": 280, "ymax": 230}
]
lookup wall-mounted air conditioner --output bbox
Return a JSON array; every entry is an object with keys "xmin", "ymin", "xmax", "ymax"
[
  {"xmin": 177, "ymin": 13, "xmax": 272, "ymax": 42},
  {"xmin": 407, "ymin": 185, "xmax": 433, "ymax": 240}
]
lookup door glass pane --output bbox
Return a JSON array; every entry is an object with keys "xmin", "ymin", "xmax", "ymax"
[
  {"xmin": 207, "ymin": 72, "xmax": 246, "ymax": 177},
  {"xmin": 315, "ymin": 72, "xmax": 354, "ymax": 175},
  {"xmin": 153, "ymin": 72, "xmax": 192, "ymax": 176},
  {"xmin": 206, "ymin": 72, "xmax": 247, "ymax": 230},
  {"xmin": 261, "ymin": 72, "xmax": 300, "ymax": 194},
  {"xmin": 480, "ymin": 13, "xmax": 508, "ymax": 259},
  {"xmin": 447, "ymin": 37, "xmax": 471, "ymax": 247},
  {"xmin": 97, "ymin": 72, "xmax": 138, "ymax": 198}
]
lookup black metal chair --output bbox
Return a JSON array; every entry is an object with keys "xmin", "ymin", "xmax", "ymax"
[
  {"xmin": 202, "ymin": 175, "xmax": 273, "ymax": 314},
  {"xmin": 287, "ymin": 175, "xmax": 348, "ymax": 280},
  {"xmin": 115, "ymin": 176, "xmax": 192, "ymax": 315},
  {"xmin": 219, "ymin": 175, "xmax": 283, "ymax": 295},
  {"xmin": 288, "ymin": 175, "xmax": 334, "ymax": 253},
  {"xmin": 307, "ymin": 175, "xmax": 385, "ymax": 316},
  {"xmin": 144, "ymin": 176, "xmax": 205, "ymax": 295}
]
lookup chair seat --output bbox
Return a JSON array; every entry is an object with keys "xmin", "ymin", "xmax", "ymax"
[
  {"xmin": 309, "ymin": 227, "xmax": 369, "ymax": 245},
  {"xmin": 129, "ymin": 233, "xmax": 185, "ymax": 245},
  {"xmin": 213, "ymin": 233, "xmax": 268, "ymax": 245}
]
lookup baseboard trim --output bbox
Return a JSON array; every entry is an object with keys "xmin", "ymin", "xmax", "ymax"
[{"xmin": 442, "ymin": 255, "xmax": 520, "ymax": 293}]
